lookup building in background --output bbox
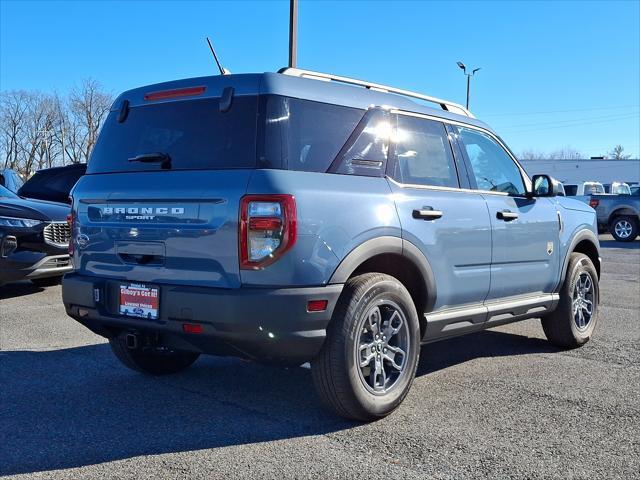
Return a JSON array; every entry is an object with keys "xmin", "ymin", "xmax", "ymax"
[{"xmin": 520, "ymin": 159, "xmax": 640, "ymax": 186}]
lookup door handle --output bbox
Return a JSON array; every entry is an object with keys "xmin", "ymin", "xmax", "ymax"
[
  {"xmin": 412, "ymin": 207, "xmax": 443, "ymax": 220},
  {"xmin": 497, "ymin": 210, "xmax": 519, "ymax": 221}
]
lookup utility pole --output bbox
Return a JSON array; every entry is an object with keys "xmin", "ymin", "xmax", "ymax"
[
  {"xmin": 456, "ymin": 61, "xmax": 481, "ymax": 110},
  {"xmin": 289, "ymin": 0, "xmax": 298, "ymax": 68}
]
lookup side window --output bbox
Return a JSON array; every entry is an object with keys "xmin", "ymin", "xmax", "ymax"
[
  {"xmin": 456, "ymin": 127, "xmax": 526, "ymax": 195},
  {"xmin": 391, "ymin": 115, "xmax": 459, "ymax": 188},
  {"xmin": 332, "ymin": 108, "xmax": 390, "ymax": 176},
  {"xmin": 261, "ymin": 96, "xmax": 364, "ymax": 172}
]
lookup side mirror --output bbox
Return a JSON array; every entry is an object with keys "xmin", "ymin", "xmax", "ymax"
[{"xmin": 531, "ymin": 174, "xmax": 557, "ymax": 197}]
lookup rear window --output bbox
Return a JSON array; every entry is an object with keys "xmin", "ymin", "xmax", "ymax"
[
  {"xmin": 88, "ymin": 97, "xmax": 258, "ymax": 173},
  {"xmin": 19, "ymin": 167, "xmax": 85, "ymax": 203},
  {"xmin": 585, "ymin": 183, "xmax": 604, "ymax": 194},
  {"xmin": 261, "ymin": 96, "xmax": 364, "ymax": 172}
]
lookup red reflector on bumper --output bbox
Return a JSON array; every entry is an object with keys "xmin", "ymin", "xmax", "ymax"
[
  {"xmin": 307, "ymin": 300, "xmax": 328, "ymax": 312},
  {"xmin": 183, "ymin": 323, "xmax": 203, "ymax": 334}
]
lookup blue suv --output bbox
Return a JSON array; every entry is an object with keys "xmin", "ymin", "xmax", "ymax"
[{"xmin": 62, "ymin": 68, "xmax": 601, "ymax": 421}]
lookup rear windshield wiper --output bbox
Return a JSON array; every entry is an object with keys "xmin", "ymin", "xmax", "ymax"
[{"xmin": 128, "ymin": 152, "xmax": 172, "ymax": 169}]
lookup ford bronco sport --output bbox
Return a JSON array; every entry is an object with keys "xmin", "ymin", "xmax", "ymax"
[{"xmin": 62, "ymin": 68, "xmax": 601, "ymax": 421}]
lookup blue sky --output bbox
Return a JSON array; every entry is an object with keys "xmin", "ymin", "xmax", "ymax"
[{"xmin": 1, "ymin": 0, "xmax": 639, "ymax": 158}]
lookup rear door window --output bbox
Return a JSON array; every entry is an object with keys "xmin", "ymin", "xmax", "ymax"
[
  {"xmin": 391, "ymin": 114, "xmax": 459, "ymax": 188},
  {"xmin": 88, "ymin": 97, "xmax": 258, "ymax": 173}
]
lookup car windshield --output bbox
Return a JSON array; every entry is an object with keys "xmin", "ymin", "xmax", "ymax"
[{"xmin": 0, "ymin": 184, "xmax": 18, "ymax": 198}]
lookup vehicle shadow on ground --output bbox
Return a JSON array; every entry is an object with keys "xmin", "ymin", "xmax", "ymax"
[
  {"xmin": 1, "ymin": 328, "xmax": 556, "ymax": 476},
  {"xmin": 0, "ymin": 281, "xmax": 43, "ymax": 300},
  {"xmin": 599, "ymin": 239, "xmax": 639, "ymax": 249}
]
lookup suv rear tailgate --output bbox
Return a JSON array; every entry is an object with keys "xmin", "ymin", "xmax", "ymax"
[{"xmin": 73, "ymin": 170, "xmax": 250, "ymax": 288}]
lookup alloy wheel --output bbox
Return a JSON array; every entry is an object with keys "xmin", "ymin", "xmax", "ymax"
[
  {"xmin": 614, "ymin": 220, "xmax": 633, "ymax": 239},
  {"xmin": 573, "ymin": 272, "xmax": 595, "ymax": 331},
  {"xmin": 355, "ymin": 300, "xmax": 410, "ymax": 394}
]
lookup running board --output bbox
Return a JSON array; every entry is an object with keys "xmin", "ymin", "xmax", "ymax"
[{"xmin": 422, "ymin": 293, "xmax": 559, "ymax": 343}]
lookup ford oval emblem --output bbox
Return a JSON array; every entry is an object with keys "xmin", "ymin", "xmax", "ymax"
[{"xmin": 77, "ymin": 234, "xmax": 89, "ymax": 249}]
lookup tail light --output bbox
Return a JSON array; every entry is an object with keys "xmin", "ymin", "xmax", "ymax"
[
  {"xmin": 589, "ymin": 198, "xmax": 599, "ymax": 209},
  {"xmin": 239, "ymin": 195, "xmax": 297, "ymax": 269}
]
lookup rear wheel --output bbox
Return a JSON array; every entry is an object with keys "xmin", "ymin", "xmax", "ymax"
[
  {"xmin": 609, "ymin": 215, "xmax": 638, "ymax": 242},
  {"xmin": 109, "ymin": 334, "xmax": 200, "ymax": 375},
  {"xmin": 311, "ymin": 273, "xmax": 420, "ymax": 421},
  {"xmin": 542, "ymin": 253, "xmax": 599, "ymax": 348}
]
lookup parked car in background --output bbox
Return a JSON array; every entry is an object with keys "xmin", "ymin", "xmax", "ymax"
[
  {"xmin": 583, "ymin": 191, "xmax": 640, "ymax": 241},
  {"xmin": 565, "ymin": 181, "xmax": 605, "ymax": 196},
  {"xmin": 0, "ymin": 168, "xmax": 24, "ymax": 193},
  {"xmin": 604, "ymin": 182, "xmax": 631, "ymax": 195},
  {"xmin": 0, "ymin": 184, "xmax": 72, "ymax": 286},
  {"xmin": 17, "ymin": 164, "xmax": 86, "ymax": 205}
]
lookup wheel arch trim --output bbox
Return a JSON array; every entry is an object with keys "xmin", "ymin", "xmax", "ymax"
[
  {"xmin": 328, "ymin": 236, "xmax": 437, "ymax": 313},
  {"xmin": 557, "ymin": 229, "xmax": 601, "ymax": 291}
]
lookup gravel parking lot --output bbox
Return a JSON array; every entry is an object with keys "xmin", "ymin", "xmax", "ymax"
[{"xmin": 1, "ymin": 235, "xmax": 638, "ymax": 479}]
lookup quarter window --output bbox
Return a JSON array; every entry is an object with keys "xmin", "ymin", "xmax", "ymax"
[
  {"xmin": 392, "ymin": 115, "xmax": 459, "ymax": 188},
  {"xmin": 456, "ymin": 127, "xmax": 526, "ymax": 195}
]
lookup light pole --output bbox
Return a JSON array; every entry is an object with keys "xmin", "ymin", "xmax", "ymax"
[
  {"xmin": 289, "ymin": 0, "xmax": 298, "ymax": 68},
  {"xmin": 456, "ymin": 61, "xmax": 481, "ymax": 110}
]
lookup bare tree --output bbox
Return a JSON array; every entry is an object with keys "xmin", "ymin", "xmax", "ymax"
[
  {"xmin": 607, "ymin": 145, "xmax": 631, "ymax": 160},
  {"xmin": 518, "ymin": 149, "xmax": 547, "ymax": 160},
  {"xmin": 518, "ymin": 147, "xmax": 583, "ymax": 160},
  {"xmin": 0, "ymin": 90, "xmax": 29, "ymax": 169},
  {"xmin": 0, "ymin": 80, "xmax": 113, "ymax": 178},
  {"xmin": 547, "ymin": 146, "xmax": 583, "ymax": 160},
  {"xmin": 69, "ymin": 79, "xmax": 112, "ymax": 163}
]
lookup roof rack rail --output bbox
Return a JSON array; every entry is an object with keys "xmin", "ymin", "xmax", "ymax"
[{"xmin": 278, "ymin": 67, "xmax": 474, "ymax": 118}]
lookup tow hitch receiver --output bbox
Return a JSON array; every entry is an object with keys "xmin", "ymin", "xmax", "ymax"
[{"xmin": 125, "ymin": 333, "xmax": 139, "ymax": 349}]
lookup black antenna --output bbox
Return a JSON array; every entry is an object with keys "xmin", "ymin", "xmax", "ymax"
[{"xmin": 206, "ymin": 37, "xmax": 227, "ymax": 75}]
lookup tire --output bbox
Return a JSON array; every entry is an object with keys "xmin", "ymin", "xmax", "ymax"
[
  {"xmin": 311, "ymin": 273, "xmax": 420, "ymax": 421},
  {"xmin": 542, "ymin": 253, "xmax": 599, "ymax": 348},
  {"xmin": 109, "ymin": 334, "xmax": 200, "ymax": 375},
  {"xmin": 609, "ymin": 215, "xmax": 638, "ymax": 242},
  {"xmin": 31, "ymin": 276, "xmax": 62, "ymax": 287}
]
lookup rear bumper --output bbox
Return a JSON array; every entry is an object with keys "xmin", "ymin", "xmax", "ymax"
[
  {"xmin": 62, "ymin": 273, "xmax": 343, "ymax": 365},
  {"xmin": 0, "ymin": 253, "xmax": 72, "ymax": 283}
]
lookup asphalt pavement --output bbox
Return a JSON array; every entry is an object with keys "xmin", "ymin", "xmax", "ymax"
[{"xmin": 1, "ymin": 235, "xmax": 638, "ymax": 479}]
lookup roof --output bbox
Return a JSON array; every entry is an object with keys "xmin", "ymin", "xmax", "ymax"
[{"xmin": 111, "ymin": 71, "xmax": 493, "ymax": 132}]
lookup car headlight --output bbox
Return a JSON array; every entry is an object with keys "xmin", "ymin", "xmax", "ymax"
[{"xmin": 0, "ymin": 216, "xmax": 42, "ymax": 228}]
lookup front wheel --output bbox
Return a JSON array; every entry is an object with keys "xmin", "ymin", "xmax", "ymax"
[
  {"xmin": 541, "ymin": 253, "xmax": 599, "ymax": 348},
  {"xmin": 311, "ymin": 273, "xmax": 420, "ymax": 421},
  {"xmin": 109, "ymin": 334, "xmax": 200, "ymax": 375},
  {"xmin": 609, "ymin": 215, "xmax": 638, "ymax": 242}
]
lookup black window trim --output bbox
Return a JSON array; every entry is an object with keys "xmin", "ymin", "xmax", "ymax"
[{"xmin": 387, "ymin": 108, "xmax": 532, "ymax": 196}]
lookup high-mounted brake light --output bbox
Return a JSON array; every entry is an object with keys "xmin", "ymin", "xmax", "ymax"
[
  {"xmin": 589, "ymin": 198, "xmax": 600, "ymax": 209},
  {"xmin": 239, "ymin": 195, "xmax": 297, "ymax": 269},
  {"xmin": 183, "ymin": 323, "xmax": 203, "ymax": 334},
  {"xmin": 144, "ymin": 86, "xmax": 206, "ymax": 101}
]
